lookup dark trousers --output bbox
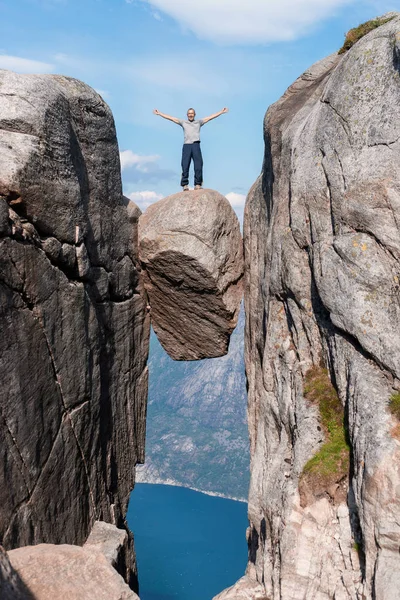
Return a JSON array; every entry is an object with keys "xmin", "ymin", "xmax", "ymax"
[{"xmin": 180, "ymin": 142, "xmax": 203, "ymax": 187}]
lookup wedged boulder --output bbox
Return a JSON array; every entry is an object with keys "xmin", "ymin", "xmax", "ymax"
[{"xmin": 138, "ymin": 188, "xmax": 243, "ymax": 360}]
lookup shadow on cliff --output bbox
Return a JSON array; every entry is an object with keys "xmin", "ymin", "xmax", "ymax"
[
  {"xmin": 248, "ymin": 518, "xmax": 266, "ymax": 567},
  {"xmin": 393, "ymin": 34, "xmax": 400, "ymax": 74}
]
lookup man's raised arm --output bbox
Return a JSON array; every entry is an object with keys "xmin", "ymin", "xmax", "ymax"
[
  {"xmin": 153, "ymin": 109, "xmax": 181, "ymax": 124},
  {"xmin": 201, "ymin": 107, "xmax": 229, "ymax": 124}
]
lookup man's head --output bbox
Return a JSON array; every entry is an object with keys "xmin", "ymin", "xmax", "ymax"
[{"xmin": 187, "ymin": 108, "xmax": 196, "ymax": 121}]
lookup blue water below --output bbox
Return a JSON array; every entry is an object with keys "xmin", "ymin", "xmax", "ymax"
[{"xmin": 127, "ymin": 483, "xmax": 248, "ymax": 600}]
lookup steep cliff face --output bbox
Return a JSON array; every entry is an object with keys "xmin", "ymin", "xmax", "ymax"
[
  {"xmin": 219, "ymin": 13, "xmax": 400, "ymax": 600},
  {"xmin": 0, "ymin": 70, "xmax": 149, "ymax": 585}
]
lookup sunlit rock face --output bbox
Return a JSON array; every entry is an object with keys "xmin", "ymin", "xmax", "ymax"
[
  {"xmin": 138, "ymin": 188, "xmax": 244, "ymax": 360},
  {"xmin": 213, "ymin": 576, "xmax": 268, "ymax": 600},
  {"xmin": 216, "ymin": 12, "xmax": 400, "ymax": 600},
  {"xmin": 5, "ymin": 522, "xmax": 139, "ymax": 600},
  {"xmin": 0, "ymin": 69, "xmax": 150, "ymax": 588}
]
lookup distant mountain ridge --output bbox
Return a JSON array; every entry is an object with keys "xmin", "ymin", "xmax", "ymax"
[{"xmin": 136, "ymin": 308, "xmax": 249, "ymax": 500}]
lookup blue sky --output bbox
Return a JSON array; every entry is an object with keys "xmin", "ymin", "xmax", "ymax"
[{"xmin": 1, "ymin": 0, "xmax": 398, "ymax": 219}]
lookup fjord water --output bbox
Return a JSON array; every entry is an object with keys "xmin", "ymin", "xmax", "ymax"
[{"xmin": 128, "ymin": 483, "xmax": 248, "ymax": 600}]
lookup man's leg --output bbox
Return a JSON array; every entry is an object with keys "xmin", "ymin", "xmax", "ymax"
[
  {"xmin": 180, "ymin": 144, "xmax": 192, "ymax": 188},
  {"xmin": 192, "ymin": 143, "xmax": 203, "ymax": 187}
]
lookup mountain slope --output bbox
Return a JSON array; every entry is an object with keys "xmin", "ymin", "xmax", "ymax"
[{"xmin": 137, "ymin": 308, "xmax": 249, "ymax": 500}]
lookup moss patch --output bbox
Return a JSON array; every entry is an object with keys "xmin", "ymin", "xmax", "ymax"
[
  {"xmin": 338, "ymin": 16, "xmax": 395, "ymax": 55},
  {"xmin": 389, "ymin": 392, "xmax": 400, "ymax": 439},
  {"xmin": 299, "ymin": 367, "xmax": 350, "ymax": 506},
  {"xmin": 389, "ymin": 392, "xmax": 400, "ymax": 420}
]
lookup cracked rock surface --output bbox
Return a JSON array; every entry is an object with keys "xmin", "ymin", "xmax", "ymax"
[
  {"xmin": 216, "ymin": 13, "xmax": 400, "ymax": 600},
  {"xmin": 0, "ymin": 69, "xmax": 150, "ymax": 588},
  {"xmin": 138, "ymin": 189, "xmax": 244, "ymax": 360}
]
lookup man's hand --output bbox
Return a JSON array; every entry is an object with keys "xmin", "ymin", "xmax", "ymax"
[
  {"xmin": 153, "ymin": 109, "xmax": 180, "ymax": 124},
  {"xmin": 202, "ymin": 108, "xmax": 229, "ymax": 124}
]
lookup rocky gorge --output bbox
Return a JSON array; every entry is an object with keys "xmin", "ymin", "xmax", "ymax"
[
  {"xmin": 0, "ymin": 68, "xmax": 244, "ymax": 597},
  {"xmin": 1, "ymin": 10, "xmax": 400, "ymax": 600}
]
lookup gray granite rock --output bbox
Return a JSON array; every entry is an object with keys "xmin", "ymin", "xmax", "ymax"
[
  {"xmin": 138, "ymin": 188, "xmax": 244, "ymax": 360},
  {"xmin": 213, "ymin": 576, "xmax": 268, "ymax": 600},
  {"xmin": 8, "ymin": 543, "xmax": 140, "ymax": 600},
  {"xmin": 218, "ymin": 13, "xmax": 400, "ymax": 600},
  {"xmin": 84, "ymin": 521, "xmax": 130, "ymax": 576},
  {"xmin": 0, "ymin": 70, "xmax": 150, "ymax": 589}
]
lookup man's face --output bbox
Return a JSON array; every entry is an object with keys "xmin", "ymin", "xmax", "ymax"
[{"xmin": 187, "ymin": 110, "xmax": 195, "ymax": 121}]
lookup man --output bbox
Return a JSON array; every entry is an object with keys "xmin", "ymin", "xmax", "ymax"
[{"xmin": 153, "ymin": 107, "xmax": 228, "ymax": 191}]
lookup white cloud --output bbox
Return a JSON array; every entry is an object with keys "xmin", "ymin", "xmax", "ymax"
[
  {"xmin": 139, "ymin": 0, "xmax": 355, "ymax": 44},
  {"xmin": 120, "ymin": 150, "xmax": 160, "ymax": 172},
  {"xmin": 225, "ymin": 192, "xmax": 246, "ymax": 208},
  {"xmin": 0, "ymin": 55, "xmax": 54, "ymax": 74},
  {"xmin": 120, "ymin": 150, "xmax": 176, "ymax": 183},
  {"xmin": 128, "ymin": 190, "xmax": 164, "ymax": 211}
]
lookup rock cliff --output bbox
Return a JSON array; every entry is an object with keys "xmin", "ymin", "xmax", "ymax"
[
  {"xmin": 1, "ymin": 522, "xmax": 139, "ymax": 600},
  {"xmin": 138, "ymin": 189, "xmax": 243, "ymax": 360},
  {"xmin": 0, "ymin": 70, "xmax": 150, "ymax": 586},
  {"xmin": 216, "ymin": 12, "xmax": 400, "ymax": 600}
]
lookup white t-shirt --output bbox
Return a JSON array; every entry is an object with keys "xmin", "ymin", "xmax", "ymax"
[{"xmin": 178, "ymin": 119, "xmax": 205, "ymax": 144}]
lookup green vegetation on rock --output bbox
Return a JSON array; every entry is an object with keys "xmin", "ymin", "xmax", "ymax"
[
  {"xmin": 300, "ymin": 367, "xmax": 349, "ymax": 500},
  {"xmin": 338, "ymin": 16, "xmax": 395, "ymax": 55},
  {"xmin": 389, "ymin": 392, "xmax": 400, "ymax": 420}
]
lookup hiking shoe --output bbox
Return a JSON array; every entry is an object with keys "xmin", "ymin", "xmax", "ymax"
[
  {"xmin": 194, "ymin": 185, "xmax": 202, "ymax": 190},
  {"xmin": 182, "ymin": 185, "xmax": 189, "ymax": 191}
]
